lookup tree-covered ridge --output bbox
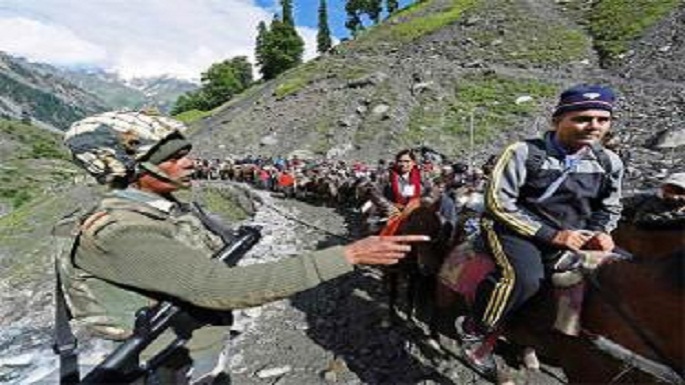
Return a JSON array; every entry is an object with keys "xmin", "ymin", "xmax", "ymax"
[{"xmin": 172, "ymin": 57, "xmax": 254, "ymax": 115}]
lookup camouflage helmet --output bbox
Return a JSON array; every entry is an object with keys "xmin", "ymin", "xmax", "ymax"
[{"xmin": 64, "ymin": 110, "xmax": 191, "ymax": 186}]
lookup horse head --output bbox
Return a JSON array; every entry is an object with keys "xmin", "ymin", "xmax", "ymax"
[{"xmin": 394, "ymin": 198, "xmax": 449, "ymax": 273}]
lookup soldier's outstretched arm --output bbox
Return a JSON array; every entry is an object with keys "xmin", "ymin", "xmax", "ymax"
[{"xmin": 76, "ymin": 218, "xmax": 428, "ymax": 311}]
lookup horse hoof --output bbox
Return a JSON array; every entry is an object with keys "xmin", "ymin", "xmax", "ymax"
[
  {"xmin": 425, "ymin": 338, "xmax": 441, "ymax": 351},
  {"xmin": 522, "ymin": 347, "xmax": 540, "ymax": 371}
]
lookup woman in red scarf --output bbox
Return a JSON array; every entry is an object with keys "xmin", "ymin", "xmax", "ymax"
[{"xmin": 386, "ymin": 149, "xmax": 423, "ymax": 208}]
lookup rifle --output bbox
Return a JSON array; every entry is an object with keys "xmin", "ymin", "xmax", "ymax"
[{"xmin": 79, "ymin": 224, "xmax": 262, "ymax": 384}]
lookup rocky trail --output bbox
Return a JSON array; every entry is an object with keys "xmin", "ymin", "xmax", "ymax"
[{"xmin": 0, "ymin": 182, "xmax": 566, "ymax": 384}]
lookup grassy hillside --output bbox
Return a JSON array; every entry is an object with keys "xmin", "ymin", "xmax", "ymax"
[
  {"xmin": 401, "ymin": 73, "xmax": 557, "ymax": 150},
  {"xmin": 0, "ymin": 120, "xmax": 77, "ymax": 209},
  {"xmin": 587, "ymin": 0, "xmax": 681, "ymax": 63}
]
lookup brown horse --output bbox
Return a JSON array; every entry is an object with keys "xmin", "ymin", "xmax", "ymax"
[
  {"xmin": 353, "ymin": 181, "xmax": 449, "ymax": 324},
  {"xmin": 380, "ymin": 198, "xmax": 445, "ymax": 322},
  {"xmin": 499, "ymin": 252, "xmax": 683, "ymax": 383},
  {"xmin": 431, "ymin": 222, "xmax": 684, "ymax": 383}
]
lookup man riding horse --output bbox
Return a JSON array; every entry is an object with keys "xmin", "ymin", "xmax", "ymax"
[{"xmin": 458, "ymin": 84, "xmax": 625, "ymax": 376}]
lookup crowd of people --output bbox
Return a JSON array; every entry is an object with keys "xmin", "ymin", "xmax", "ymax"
[{"xmin": 191, "ymin": 150, "xmax": 492, "ymax": 215}]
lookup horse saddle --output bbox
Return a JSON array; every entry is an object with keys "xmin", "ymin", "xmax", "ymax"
[{"xmin": 439, "ymin": 242, "xmax": 628, "ymax": 337}]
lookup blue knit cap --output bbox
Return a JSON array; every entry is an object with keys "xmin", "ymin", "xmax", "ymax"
[{"xmin": 553, "ymin": 84, "xmax": 616, "ymax": 117}]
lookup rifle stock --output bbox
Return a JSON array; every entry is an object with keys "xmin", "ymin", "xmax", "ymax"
[{"xmin": 80, "ymin": 225, "xmax": 262, "ymax": 384}]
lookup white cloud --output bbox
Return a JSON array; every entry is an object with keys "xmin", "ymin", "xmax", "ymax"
[
  {"xmin": 0, "ymin": 17, "xmax": 107, "ymax": 65},
  {"xmin": 297, "ymin": 26, "xmax": 320, "ymax": 61},
  {"xmin": 0, "ymin": 0, "xmax": 321, "ymax": 80}
]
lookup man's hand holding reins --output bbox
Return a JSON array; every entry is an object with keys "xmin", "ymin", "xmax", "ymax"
[
  {"xmin": 551, "ymin": 230, "xmax": 615, "ymax": 252},
  {"xmin": 344, "ymin": 235, "xmax": 430, "ymax": 265},
  {"xmin": 583, "ymin": 232, "xmax": 615, "ymax": 251},
  {"xmin": 551, "ymin": 230, "xmax": 593, "ymax": 251}
]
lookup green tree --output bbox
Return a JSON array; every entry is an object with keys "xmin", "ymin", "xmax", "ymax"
[
  {"xmin": 345, "ymin": 0, "xmax": 382, "ymax": 35},
  {"xmin": 281, "ymin": 0, "xmax": 295, "ymax": 26},
  {"xmin": 317, "ymin": 0, "xmax": 333, "ymax": 54},
  {"xmin": 367, "ymin": 0, "xmax": 382, "ymax": 24},
  {"xmin": 256, "ymin": 21, "xmax": 268, "ymax": 63},
  {"xmin": 256, "ymin": 14, "xmax": 304, "ymax": 79},
  {"xmin": 345, "ymin": 0, "xmax": 364, "ymax": 36},
  {"xmin": 172, "ymin": 57, "xmax": 253, "ymax": 114},
  {"xmin": 201, "ymin": 56, "xmax": 253, "ymax": 108},
  {"xmin": 385, "ymin": 0, "xmax": 398, "ymax": 15}
]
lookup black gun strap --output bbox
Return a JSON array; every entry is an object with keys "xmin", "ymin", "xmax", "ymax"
[{"xmin": 54, "ymin": 259, "xmax": 80, "ymax": 385}]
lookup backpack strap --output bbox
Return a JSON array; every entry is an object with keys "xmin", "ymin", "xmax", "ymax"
[
  {"xmin": 589, "ymin": 142, "xmax": 613, "ymax": 174},
  {"xmin": 525, "ymin": 138, "xmax": 614, "ymax": 195},
  {"xmin": 524, "ymin": 138, "xmax": 547, "ymax": 177}
]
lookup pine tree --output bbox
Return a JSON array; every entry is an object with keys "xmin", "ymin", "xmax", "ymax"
[
  {"xmin": 317, "ymin": 0, "xmax": 332, "ymax": 54},
  {"xmin": 345, "ymin": 0, "xmax": 364, "ymax": 36},
  {"xmin": 367, "ymin": 0, "xmax": 382, "ymax": 24},
  {"xmin": 255, "ymin": 21, "xmax": 268, "ymax": 64},
  {"xmin": 256, "ymin": 7, "xmax": 304, "ymax": 80},
  {"xmin": 281, "ymin": 0, "xmax": 294, "ymax": 26}
]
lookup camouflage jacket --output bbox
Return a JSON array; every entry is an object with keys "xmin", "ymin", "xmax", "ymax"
[{"xmin": 55, "ymin": 188, "xmax": 353, "ymax": 340}]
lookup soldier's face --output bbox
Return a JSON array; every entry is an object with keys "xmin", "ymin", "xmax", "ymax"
[
  {"xmin": 139, "ymin": 149, "xmax": 195, "ymax": 193},
  {"xmin": 554, "ymin": 109, "xmax": 612, "ymax": 152}
]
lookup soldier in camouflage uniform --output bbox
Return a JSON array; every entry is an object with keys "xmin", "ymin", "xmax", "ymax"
[{"xmin": 57, "ymin": 110, "xmax": 429, "ymax": 384}]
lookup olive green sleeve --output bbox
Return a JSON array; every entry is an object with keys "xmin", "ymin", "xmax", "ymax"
[{"xmin": 75, "ymin": 222, "xmax": 354, "ymax": 310}]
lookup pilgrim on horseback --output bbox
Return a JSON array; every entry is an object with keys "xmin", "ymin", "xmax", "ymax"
[{"xmin": 455, "ymin": 84, "xmax": 625, "ymax": 376}]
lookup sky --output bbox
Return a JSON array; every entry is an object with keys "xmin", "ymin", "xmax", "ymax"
[{"xmin": 0, "ymin": 0, "xmax": 361, "ymax": 81}]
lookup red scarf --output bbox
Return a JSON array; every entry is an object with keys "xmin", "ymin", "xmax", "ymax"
[{"xmin": 390, "ymin": 166, "xmax": 421, "ymax": 205}]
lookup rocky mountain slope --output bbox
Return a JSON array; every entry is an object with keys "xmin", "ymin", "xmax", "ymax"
[
  {"xmin": 0, "ymin": 53, "xmax": 107, "ymax": 131},
  {"xmin": 36, "ymin": 67, "xmax": 199, "ymax": 113},
  {"xmin": 0, "ymin": 52, "xmax": 199, "ymax": 131},
  {"xmin": 192, "ymin": 0, "xmax": 684, "ymax": 188}
]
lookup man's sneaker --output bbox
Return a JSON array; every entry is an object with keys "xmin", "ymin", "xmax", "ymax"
[{"xmin": 455, "ymin": 316, "xmax": 498, "ymax": 378}]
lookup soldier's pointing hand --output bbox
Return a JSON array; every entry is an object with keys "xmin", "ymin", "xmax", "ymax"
[{"xmin": 343, "ymin": 235, "xmax": 430, "ymax": 265}]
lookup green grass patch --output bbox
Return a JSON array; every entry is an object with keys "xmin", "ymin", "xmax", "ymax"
[
  {"xmin": 174, "ymin": 109, "xmax": 213, "ymax": 124},
  {"xmin": 0, "ymin": 195, "xmax": 47, "ymax": 235},
  {"xmin": 466, "ymin": 0, "xmax": 590, "ymax": 65},
  {"xmin": 0, "ymin": 119, "xmax": 68, "ymax": 160},
  {"xmin": 357, "ymin": 0, "xmax": 479, "ymax": 47},
  {"xmin": 201, "ymin": 187, "xmax": 251, "ymax": 222},
  {"xmin": 177, "ymin": 185, "xmax": 251, "ymax": 222},
  {"xmin": 404, "ymin": 73, "xmax": 556, "ymax": 151},
  {"xmin": 0, "ymin": 120, "xmax": 75, "ymax": 210},
  {"xmin": 275, "ymin": 76, "xmax": 309, "ymax": 99},
  {"xmin": 588, "ymin": 0, "xmax": 680, "ymax": 61}
]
